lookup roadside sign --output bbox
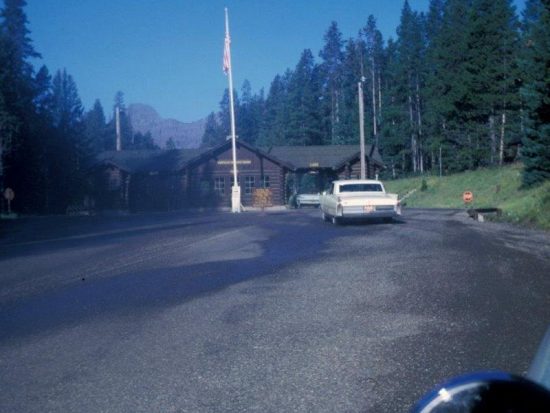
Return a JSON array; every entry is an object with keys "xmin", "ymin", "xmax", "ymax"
[
  {"xmin": 4, "ymin": 187, "xmax": 14, "ymax": 201},
  {"xmin": 4, "ymin": 187, "xmax": 14, "ymax": 214},
  {"xmin": 463, "ymin": 191, "xmax": 473, "ymax": 203}
]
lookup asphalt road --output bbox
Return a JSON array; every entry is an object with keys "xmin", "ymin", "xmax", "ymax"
[{"xmin": 1, "ymin": 209, "xmax": 550, "ymax": 412}]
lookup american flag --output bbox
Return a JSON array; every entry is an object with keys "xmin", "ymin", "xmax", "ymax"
[{"xmin": 223, "ymin": 33, "xmax": 231, "ymax": 75}]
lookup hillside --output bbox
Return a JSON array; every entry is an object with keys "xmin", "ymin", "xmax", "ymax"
[
  {"xmin": 127, "ymin": 103, "xmax": 205, "ymax": 149},
  {"xmin": 383, "ymin": 164, "xmax": 550, "ymax": 230}
]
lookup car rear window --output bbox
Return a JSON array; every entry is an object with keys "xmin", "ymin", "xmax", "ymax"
[{"xmin": 339, "ymin": 184, "xmax": 383, "ymax": 192}]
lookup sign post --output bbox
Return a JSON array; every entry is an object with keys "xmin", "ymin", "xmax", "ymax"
[{"xmin": 4, "ymin": 187, "xmax": 14, "ymax": 214}]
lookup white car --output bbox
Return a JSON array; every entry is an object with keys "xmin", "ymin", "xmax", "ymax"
[
  {"xmin": 296, "ymin": 193, "xmax": 320, "ymax": 208},
  {"xmin": 319, "ymin": 179, "xmax": 401, "ymax": 224}
]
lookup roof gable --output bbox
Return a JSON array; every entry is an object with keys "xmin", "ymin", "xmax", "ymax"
[{"xmin": 184, "ymin": 139, "xmax": 293, "ymax": 170}]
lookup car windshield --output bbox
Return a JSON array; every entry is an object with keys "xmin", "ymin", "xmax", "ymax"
[{"xmin": 339, "ymin": 184, "xmax": 383, "ymax": 192}]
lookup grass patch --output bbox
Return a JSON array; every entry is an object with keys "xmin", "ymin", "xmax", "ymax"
[{"xmin": 384, "ymin": 163, "xmax": 550, "ymax": 230}]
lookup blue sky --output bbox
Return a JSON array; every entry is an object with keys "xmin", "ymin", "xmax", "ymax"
[{"xmin": 26, "ymin": 0, "xmax": 525, "ymax": 123}]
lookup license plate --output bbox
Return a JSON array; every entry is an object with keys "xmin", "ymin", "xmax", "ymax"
[{"xmin": 364, "ymin": 205, "xmax": 374, "ymax": 212}]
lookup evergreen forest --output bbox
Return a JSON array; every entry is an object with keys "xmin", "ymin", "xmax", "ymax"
[{"xmin": 203, "ymin": 0, "xmax": 550, "ymax": 185}]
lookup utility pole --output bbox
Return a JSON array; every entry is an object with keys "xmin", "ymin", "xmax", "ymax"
[
  {"xmin": 115, "ymin": 106, "xmax": 121, "ymax": 151},
  {"xmin": 371, "ymin": 60, "xmax": 377, "ymax": 146},
  {"xmin": 358, "ymin": 77, "xmax": 366, "ymax": 179}
]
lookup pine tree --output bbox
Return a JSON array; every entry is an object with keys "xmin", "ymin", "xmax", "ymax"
[
  {"xmin": 0, "ymin": 91, "xmax": 17, "ymax": 203},
  {"xmin": 396, "ymin": 0, "xmax": 427, "ymax": 172},
  {"xmin": 258, "ymin": 72, "xmax": 291, "ymax": 147},
  {"xmin": 247, "ymin": 88, "xmax": 265, "ymax": 145},
  {"xmin": 132, "ymin": 131, "xmax": 157, "ymax": 150},
  {"xmin": 520, "ymin": 0, "xmax": 550, "ymax": 186},
  {"xmin": 319, "ymin": 22, "xmax": 344, "ymax": 144},
  {"xmin": 30, "ymin": 65, "xmax": 56, "ymax": 210},
  {"xmin": 423, "ymin": 0, "xmax": 446, "ymax": 174},
  {"xmin": 339, "ymin": 39, "xmax": 364, "ymax": 145},
  {"xmin": 201, "ymin": 111, "xmax": 224, "ymax": 147},
  {"xmin": 0, "ymin": 0, "xmax": 39, "ymax": 110},
  {"xmin": 218, "ymin": 88, "xmax": 239, "ymax": 141},
  {"xmin": 286, "ymin": 49, "xmax": 322, "ymax": 145},
  {"xmin": 361, "ymin": 15, "xmax": 385, "ymax": 146},
  {"xmin": 49, "ymin": 69, "xmax": 87, "ymax": 211},
  {"xmin": 467, "ymin": 0, "xmax": 520, "ymax": 166},
  {"xmin": 0, "ymin": 0, "xmax": 45, "ymax": 211},
  {"xmin": 84, "ymin": 99, "xmax": 107, "ymax": 153},
  {"xmin": 237, "ymin": 80, "xmax": 263, "ymax": 145},
  {"xmin": 428, "ymin": 0, "xmax": 476, "ymax": 171},
  {"xmin": 380, "ymin": 37, "xmax": 409, "ymax": 177}
]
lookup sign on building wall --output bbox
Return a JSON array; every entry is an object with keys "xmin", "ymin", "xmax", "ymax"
[{"xmin": 217, "ymin": 160, "xmax": 252, "ymax": 165}]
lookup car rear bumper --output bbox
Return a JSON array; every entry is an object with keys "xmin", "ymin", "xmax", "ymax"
[{"xmin": 340, "ymin": 205, "xmax": 400, "ymax": 218}]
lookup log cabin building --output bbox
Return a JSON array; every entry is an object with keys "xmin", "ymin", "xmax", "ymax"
[{"xmin": 92, "ymin": 140, "xmax": 384, "ymax": 211}]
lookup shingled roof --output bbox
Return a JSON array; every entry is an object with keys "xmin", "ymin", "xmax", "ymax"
[
  {"xmin": 95, "ymin": 143, "xmax": 384, "ymax": 173},
  {"xmin": 183, "ymin": 139, "xmax": 294, "ymax": 170},
  {"xmin": 264, "ymin": 145, "xmax": 384, "ymax": 170},
  {"xmin": 96, "ymin": 148, "xmax": 208, "ymax": 174}
]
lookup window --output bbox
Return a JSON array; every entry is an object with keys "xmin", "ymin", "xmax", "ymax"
[
  {"xmin": 245, "ymin": 176, "xmax": 255, "ymax": 194},
  {"xmin": 230, "ymin": 176, "xmax": 240, "ymax": 186},
  {"xmin": 262, "ymin": 175, "xmax": 270, "ymax": 188},
  {"xmin": 214, "ymin": 177, "xmax": 225, "ymax": 195},
  {"xmin": 339, "ymin": 184, "xmax": 383, "ymax": 193}
]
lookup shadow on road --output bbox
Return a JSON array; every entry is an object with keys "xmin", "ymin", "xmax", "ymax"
[{"xmin": 0, "ymin": 211, "xmax": 394, "ymax": 343}]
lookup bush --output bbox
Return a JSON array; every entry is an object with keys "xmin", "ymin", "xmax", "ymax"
[{"xmin": 420, "ymin": 179, "xmax": 428, "ymax": 191}]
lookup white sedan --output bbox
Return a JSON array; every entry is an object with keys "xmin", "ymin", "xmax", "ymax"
[
  {"xmin": 319, "ymin": 179, "xmax": 401, "ymax": 224},
  {"xmin": 296, "ymin": 193, "xmax": 320, "ymax": 208}
]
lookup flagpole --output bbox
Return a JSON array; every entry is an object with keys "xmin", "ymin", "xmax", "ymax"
[{"xmin": 225, "ymin": 7, "xmax": 241, "ymax": 213}]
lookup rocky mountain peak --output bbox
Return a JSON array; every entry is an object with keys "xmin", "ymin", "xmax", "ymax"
[{"xmin": 127, "ymin": 103, "xmax": 205, "ymax": 149}]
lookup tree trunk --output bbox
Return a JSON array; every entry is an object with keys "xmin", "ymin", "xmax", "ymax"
[
  {"xmin": 335, "ymin": 90, "xmax": 340, "ymax": 124},
  {"xmin": 489, "ymin": 113, "xmax": 496, "ymax": 164},
  {"xmin": 467, "ymin": 135, "xmax": 474, "ymax": 169},
  {"xmin": 408, "ymin": 93, "xmax": 417, "ymax": 172},
  {"xmin": 499, "ymin": 111, "xmax": 506, "ymax": 166},
  {"xmin": 519, "ymin": 97, "xmax": 525, "ymax": 134},
  {"xmin": 415, "ymin": 75, "xmax": 423, "ymax": 173},
  {"xmin": 331, "ymin": 89, "xmax": 336, "ymax": 144},
  {"xmin": 378, "ymin": 73, "xmax": 382, "ymax": 121},
  {"xmin": 439, "ymin": 145, "xmax": 443, "ymax": 178}
]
